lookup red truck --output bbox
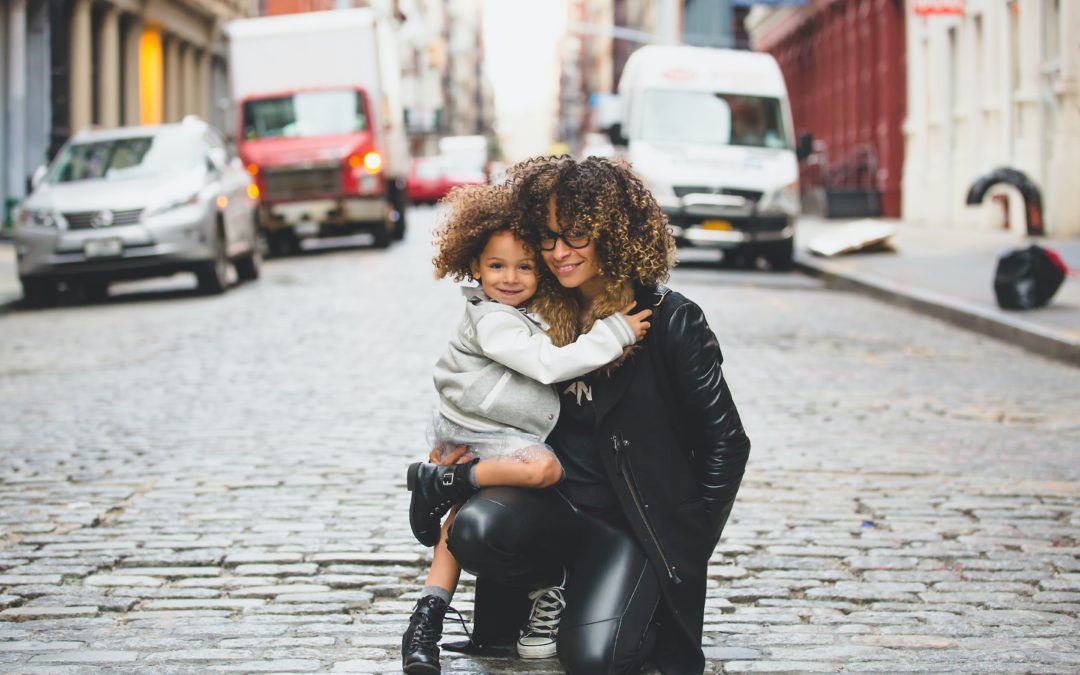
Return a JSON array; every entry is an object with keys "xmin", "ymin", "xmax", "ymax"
[{"xmin": 226, "ymin": 9, "xmax": 409, "ymax": 254}]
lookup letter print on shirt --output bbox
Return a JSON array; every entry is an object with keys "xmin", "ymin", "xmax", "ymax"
[{"xmin": 563, "ymin": 380, "xmax": 593, "ymax": 406}]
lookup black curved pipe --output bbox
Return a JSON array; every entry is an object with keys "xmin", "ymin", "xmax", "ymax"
[{"xmin": 965, "ymin": 167, "xmax": 1044, "ymax": 236}]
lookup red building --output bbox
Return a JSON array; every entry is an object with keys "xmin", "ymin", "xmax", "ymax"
[{"xmin": 750, "ymin": 0, "xmax": 906, "ymax": 218}]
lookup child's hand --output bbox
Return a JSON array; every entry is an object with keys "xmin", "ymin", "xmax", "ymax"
[
  {"xmin": 429, "ymin": 444, "xmax": 473, "ymax": 465},
  {"xmin": 621, "ymin": 302, "xmax": 652, "ymax": 342}
]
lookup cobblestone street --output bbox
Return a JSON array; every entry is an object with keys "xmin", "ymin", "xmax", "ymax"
[{"xmin": 1, "ymin": 207, "xmax": 1078, "ymax": 673}]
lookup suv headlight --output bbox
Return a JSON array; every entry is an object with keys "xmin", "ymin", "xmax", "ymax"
[
  {"xmin": 759, "ymin": 182, "xmax": 801, "ymax": 216},
  {"xmin": 17, "ymin": 208, "xmax": 60, "ymax": 228}
]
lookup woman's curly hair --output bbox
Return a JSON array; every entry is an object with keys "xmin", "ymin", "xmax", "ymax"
[
  {"xmin": 431, "ymin": 182, "xmax": 527, "ymax": 281},
  {"xmin": 507, "ymin": 155, "xmax": 675, "ymax": 287},
  {"xmin": 504, "ymin": 155, "xmax": 676, "ymax": 349}
]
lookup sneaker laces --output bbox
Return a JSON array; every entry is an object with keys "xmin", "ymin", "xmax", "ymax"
[{"xmin": 521, "ymin": 585, "xmax": 566, "ymax": 638}]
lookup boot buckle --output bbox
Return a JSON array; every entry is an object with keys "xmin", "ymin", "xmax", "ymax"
[{"xmin": 441, "ymin": 473, "xmax": 455, "ymax": 486}]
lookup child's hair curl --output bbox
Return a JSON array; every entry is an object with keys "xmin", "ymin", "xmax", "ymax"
[{"xmin": 431, "ymin": 182, "xmax": 528, "ymax": 281}]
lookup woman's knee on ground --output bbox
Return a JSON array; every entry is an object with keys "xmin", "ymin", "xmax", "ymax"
[
  {"xmin": 557, "ymin": 619, "xmax": 651, "ymax": 675},
  {"xmin": 445, "ymin": 489, "xmax": 531, "ymax": 575}
]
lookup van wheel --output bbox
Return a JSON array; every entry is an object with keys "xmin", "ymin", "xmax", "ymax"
[
  {"xmin": 83, "ymin": 280, "xmax": 110, "ymax": 302},
  {"xmin": 21, "ymin": 278, "xmax": 58, "ymax": 307},
  {"xmin": 763, "ymin": 239, "xmax": 794, "ymax": 271}
]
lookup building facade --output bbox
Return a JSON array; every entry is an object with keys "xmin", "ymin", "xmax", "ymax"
[
  {"xmin": 1, "ymin": 0, "xmax": 253, "ymax": 230},
  {"xmin": 903, "ymin": 0, "xmax": 1080, "ymax": 236},
  {"xmin": 748, "ymin": 0, "xmax": 907, "ymax": 218}
]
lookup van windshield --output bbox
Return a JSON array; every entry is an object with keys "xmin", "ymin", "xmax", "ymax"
[
  {"xmin": 639, "ymin": 89, "xmax": 788, "ymax": 149},
  {"xmin": 243, "ymin": 90, "xmax": 368, "ymax": 139}
]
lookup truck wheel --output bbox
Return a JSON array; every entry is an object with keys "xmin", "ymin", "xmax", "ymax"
[
  {"xmin": 763, "ymin": 239, "xmax": 795, "ymax": 271},
  {"xmin": 21, "ymin": 278, "xmax": 58, "ymax": 307},
  {"xmin": 371, "ymin": 220, "xmax": 392, "ymax": 249},
  {"xmin": 392, "ymin": 181, "xmax": 408, "ymax": 240}
]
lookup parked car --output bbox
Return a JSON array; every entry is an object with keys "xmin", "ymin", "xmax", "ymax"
[
  {"xmin": 405, "ymin": 155, "xmax": 486, "ymax": 205},
  {"xmin": 14, "ymin": 117, "xmax": 261, "ymax": 305},
  {"xmin": 406, "ymin": 156, "xmax": 452, "ymax": 205}
]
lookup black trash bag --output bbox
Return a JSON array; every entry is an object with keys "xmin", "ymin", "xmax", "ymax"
[{"xmin": 993, "ymin": 245, "xmax": 1068, "ymax": 310}]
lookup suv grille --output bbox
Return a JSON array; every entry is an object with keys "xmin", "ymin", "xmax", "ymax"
[
  {"xmin": 673, "ymin": 186, "xmax": 763, "ymax": 203},
  {"xmin": 64, "ymin": 208, "xmax": 143, "ymax": 230},
  {"xmin": 264, "ymin": 167, "xmax": 340, "ymax": 201}
]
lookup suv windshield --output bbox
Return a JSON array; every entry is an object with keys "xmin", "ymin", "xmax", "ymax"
[
  {"xmin": 48, "ymin": 129, "xmax": 205, "ymax": 183},
  {"xmin": 243, "ymin": 90, "xmax": 368, "ymax": 139},
  {"xmin": 639, "ymin": 89, "xmax": 788, "ymax": 149}
]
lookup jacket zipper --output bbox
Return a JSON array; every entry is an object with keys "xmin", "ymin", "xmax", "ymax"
[{"xmin": 611, "ymin": 433, "xmax": 682, "ymax": 584}]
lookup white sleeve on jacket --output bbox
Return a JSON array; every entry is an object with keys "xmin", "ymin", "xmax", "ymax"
[{"xmin": 474, "ymin": 310, "xmax": 636, "ymax": 384}]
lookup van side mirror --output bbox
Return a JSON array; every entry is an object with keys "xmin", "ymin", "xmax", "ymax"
[
  {"xmin": 30, "ymin": 165, "xmax": 47, "ymax": 190},
  {"xmin": 796, "ymin": 132, "xmax": 813, "ymax": 161},
  {"xmin": 607, "ymin": 123, "xmax": 627, "ymax": 147}
]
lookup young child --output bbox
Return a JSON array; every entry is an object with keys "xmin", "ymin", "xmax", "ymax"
[{"xmin": 401, "ymin": 184, "xmax": 651, "ymax": 674}]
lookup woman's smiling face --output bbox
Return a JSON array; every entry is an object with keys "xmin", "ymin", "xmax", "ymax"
[{"xmin": 540, "ymin": 196, "xmax": 606, "ymax": 300}]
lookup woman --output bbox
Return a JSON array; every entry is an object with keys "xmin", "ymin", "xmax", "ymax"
[{"xmin": 443, "ymin": 156, "xmax": 751, "ymax": 675}]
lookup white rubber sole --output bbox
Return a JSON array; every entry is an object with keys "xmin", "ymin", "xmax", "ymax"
[{"xmin": 517, "ymin": 639, "xmax": 557, "ymax": 659}]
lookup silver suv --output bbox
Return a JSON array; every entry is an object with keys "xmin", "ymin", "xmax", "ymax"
[{"xmin": 14, "ymin": 118, "xmax": 261, "ymax": 305}]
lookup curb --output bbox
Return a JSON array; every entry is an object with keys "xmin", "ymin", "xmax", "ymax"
[{"xmin": 794, "ymin": 255, "xmax": 1080, "ymax": 367}]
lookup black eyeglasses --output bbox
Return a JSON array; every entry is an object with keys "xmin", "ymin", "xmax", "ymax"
[{"xmin": 539, "ymin": 230, "xmax": 591, "ymax": 251}]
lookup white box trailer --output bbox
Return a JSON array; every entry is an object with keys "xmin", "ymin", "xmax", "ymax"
[{"xmin": 226, "ymin": 9, "xmax": 409, "ymax": 251}]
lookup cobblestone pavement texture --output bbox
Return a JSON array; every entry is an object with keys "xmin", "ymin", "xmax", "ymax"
[{"xmin": 1, "ymin": 207, "xmax": 1078, "ymax": 673}]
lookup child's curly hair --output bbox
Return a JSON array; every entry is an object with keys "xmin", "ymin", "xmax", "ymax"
[
  {"xmin": 431, "ymin": 182, "xmax": 528, "ymax": 281},
  {"xmin": 507, "ymin": 155, "xmax": 675, "ymax": 287}
]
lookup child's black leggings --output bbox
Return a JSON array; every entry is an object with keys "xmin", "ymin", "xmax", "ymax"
[{"xmin": 447, "ymin": 486, "xmax": 662, "ymax": 675}]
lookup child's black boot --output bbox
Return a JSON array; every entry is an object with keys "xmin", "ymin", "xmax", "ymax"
[
  {"xmin": 406, "ymin": 458, "xmax": 480, "ymax": 546},
  {"xmin": 401, "ymin": 594, "xmax": 448, "ymax": 674}
]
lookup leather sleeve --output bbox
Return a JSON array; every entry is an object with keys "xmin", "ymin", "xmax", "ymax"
[{"xmin": 663, "ymin": 300, "xmax": 751, "ymax": 539}]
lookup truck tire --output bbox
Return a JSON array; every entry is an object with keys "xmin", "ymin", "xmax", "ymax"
[
  {"xmin": 267, "ymin": 230, "xmax": 299, "ymax": 258},
  {"xmin": 391, "ymin": 180, "xmax": 408, "ymax": 240},
  {"xmin": 371, "ymin": 219, "xmax": 392, "ymax": 249}
]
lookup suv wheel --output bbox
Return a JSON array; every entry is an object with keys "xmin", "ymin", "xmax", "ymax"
[
  {"xmin": 763, "ymin": 239, "xmax": 794, "ymax": 271},
  {"xmin": 235, "ymin": 242, "xmax": 262, "ymax": 282},
  {"xmin": 197, "ymin": 233, "xmax": 230, "ymax": 295},
  {"xmin": 21, "ymin": 278, "xmax": 58, "ymax": 307}
]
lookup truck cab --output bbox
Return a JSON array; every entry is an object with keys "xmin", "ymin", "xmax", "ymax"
[{"xmin": 612, "ymin": 46, "xmax": 802, "ymax": 269}]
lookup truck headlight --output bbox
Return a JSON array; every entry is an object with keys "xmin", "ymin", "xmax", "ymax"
[{"xmin": 760, "ymin": 182, "xmax": 800, "ymax": 216}]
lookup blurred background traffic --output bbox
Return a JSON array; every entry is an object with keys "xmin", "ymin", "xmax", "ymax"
[{"xmin": 1, "ymin": 0, "xmax": 1077, "ymax": 305}]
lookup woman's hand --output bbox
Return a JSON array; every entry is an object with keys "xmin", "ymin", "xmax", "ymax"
[
  {"xmin": 621, "ymin": 302, "xmax": 653, "ymax": 342},
  {"xmin": 428, "ymin": 444, "xmax": 475, "ymax": 465}
]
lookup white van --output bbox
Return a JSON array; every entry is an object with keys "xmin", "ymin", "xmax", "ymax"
[{"xmin": 610, "ymin": 45, "xmax": 806, "ymax": 269}]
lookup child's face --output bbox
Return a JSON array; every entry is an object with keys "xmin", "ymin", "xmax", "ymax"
[{"xmin": 469, "ymin": 231, "xmax": 539, "ymax": 308}]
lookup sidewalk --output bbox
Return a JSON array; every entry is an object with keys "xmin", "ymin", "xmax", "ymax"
[{"xmin": 794, "ymin": 216, "xmax": 1080, "ymax": 366}]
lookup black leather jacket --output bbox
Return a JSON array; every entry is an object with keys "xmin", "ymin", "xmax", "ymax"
[{"xmin": 588, "ymin": 283, "xmax": 750, "ymax": 674}]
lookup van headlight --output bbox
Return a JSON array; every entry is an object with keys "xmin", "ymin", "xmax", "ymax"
[
  {"xmin": 759, "ymin": 182, "xmax": 800, "ymax": 216},
  {"xmin": 18, "ymin": 208, "xmax": 60, "ymax": 228}
]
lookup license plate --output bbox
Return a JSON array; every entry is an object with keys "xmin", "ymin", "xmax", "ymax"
[
  {"xmin": 702, "ymin": 220, "xmax": 733, "ymax": 231},
  {"xmin": 84, "ymin": 238, "xmax": 122, "ymax": 258},
  {"xmin": 295, "ymin": 220, "xmax": 319, "ymax": 237}
]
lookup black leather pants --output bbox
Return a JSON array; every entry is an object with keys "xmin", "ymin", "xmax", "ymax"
[{"xmin": 448, "ymin": 487, "xmax": 661, "ymax": 675}]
